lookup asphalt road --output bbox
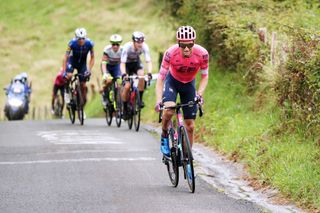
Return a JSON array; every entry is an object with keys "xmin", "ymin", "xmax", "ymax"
[{"xmin": 0, "ymin": 119, "xmax": 264, "ymax": 213}]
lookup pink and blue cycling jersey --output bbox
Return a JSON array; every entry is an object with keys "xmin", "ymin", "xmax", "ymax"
[{"xmin": 159, "ymin": 44, "xmax": 209, "ymax": 83}]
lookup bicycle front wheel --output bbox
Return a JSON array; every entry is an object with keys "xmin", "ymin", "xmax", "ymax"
[
  {"xmin": 127, "ymin": 103, "xmax": 133, "ymax": 130},
  {"xmin": 181, "ymin": 126, "xmax": 195, "ymax": 193},
  {"xmin": 76, "ymin": 84, "xmax": 84, "ymax": 125},
  {"xmin": 133, "ymin": 89, "xmax": 141, "ymax": 132},
  {"xmin": 105, "ymin": 104, "xmax": 112, "ymax": 126},
  {"xmin": 115, "ymin": 86, "xmax": 122, "ymax": 127},
  {"xmin": 68, "ymin": 105, "xmax": 75, "ymax": 124},
  {"xmin": 166, "ymin": 128, "xmax": 179, "ymax": 187}
]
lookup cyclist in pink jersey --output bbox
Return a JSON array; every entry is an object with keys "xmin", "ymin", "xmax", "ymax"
[
  {"xmin": 155, "ymin": 26, "xmax": 209, "ymax": 157},
  {"xmin": 51, "ymin": 69, "xmax": 65, "ymax": 115}
]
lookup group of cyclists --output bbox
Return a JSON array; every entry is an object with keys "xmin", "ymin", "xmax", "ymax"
[
  {"xmin": 50, "ymin": 25, "xmax": 209, "ymax": 164},
  {"xmin": 51, "ymin": 28, "xmax": 152, "ymax": 120}
]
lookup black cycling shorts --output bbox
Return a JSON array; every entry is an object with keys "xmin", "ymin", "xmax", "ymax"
[
  {"xmin": 162, "ymin": 72, "xmax": 197, "ymax": 119},
  {"xmin": 125, "ymin": 61, "xmax": 143, "ymax": 75}
]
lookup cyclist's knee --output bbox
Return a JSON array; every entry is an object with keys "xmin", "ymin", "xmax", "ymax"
[
  {"xmin": 66, "ymin": 73, "xmax": 72, "ymax": 80},
  {"xmin": 137, "ymin": 69, "xmax": 144, "ymax": 76},
  {"xmin": 124, "ymin": 83, "xmax": 130, "ymax": 90},
  {"xmin": 185, "ymin": 120, "xmax": 195, "ymax": 132}
]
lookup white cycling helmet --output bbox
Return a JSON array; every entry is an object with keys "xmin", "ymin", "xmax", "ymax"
[
  {"xmin": 110, "ymin": 34, "xmax": 122, "ymax": 44},
  {"xmin": 75, "ymin": 28, "xmax": 87, "ymax": 39},
  {"xmin": 176, "ymin": 26, "xmax": 196, "ymax": 41},
  {"xmin": 132, "ymin": 31, "xmax": 145, "ymax": 42}
]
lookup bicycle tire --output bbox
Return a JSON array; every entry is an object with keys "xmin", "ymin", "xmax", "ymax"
[
  {"xmin": 68, "ymin": 105, "xmax": 75, "ymax": 124},
  {"xmin": 105, "ymin": 104, "xmax": 112, "ymax": 126},
  {"xmin": 76, "ymin": 84, "xmax": 84, "ymax": 125},
  {"xmin": 166, "ymin": 128, "xmax": 179, "ymax": 187},
  {"xmin": 133, "ymin": 89, "xmax": 141, "ymax": 132},
  {"xmin": 53, "ymin": 96, "xmax": 62, "ymax": 117},
  {"xmin": 181, "ymin": 126, "xmax": 195, "ymax": 193},
  {"xmin": 115, "ymin": 86, "xmax": 122, "ymax": 127},
  {"xmin": 127, "ymin": 103, "xmax": 133, "ymax": 130}
]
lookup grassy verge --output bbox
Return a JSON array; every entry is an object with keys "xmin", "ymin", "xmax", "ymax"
[{"xmin": 199, "ymin": 62, "xmax": 320, "ymax": 210}]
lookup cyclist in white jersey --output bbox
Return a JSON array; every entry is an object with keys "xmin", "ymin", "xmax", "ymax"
[
  {"xmin": 120, "ymin": 31, "xmax": 152, "ymax": 119},
  {"xmin": 101, "ymin": 34, "xmax": 123, "ymax": 107}
]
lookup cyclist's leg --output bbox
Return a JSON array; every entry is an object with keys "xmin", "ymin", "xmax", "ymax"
[
  {"xmin": 121, "ymin": 62, "xmax": 133, "ymax": 114},
  {"xmin": 78, "ymin": 64, "xmax": 88, "ymax": 106},
  {"xmin": 64, "ymin": 62, "xmax": 74, "ymax": 104},
  {"xmin": 179, "ymin": 79, "xmax": 197, "ymax": 147},
  {"xmin": 52, "ymin": 84, "xmax": 59, "ymax": 111},
  {"xmin": 105, "ymin": 64, "xmax": 116, "ymax": 89},
  {"xmin": 105, "ymin": 64, "xmax": 119, "ymax": 100},
  {"xmin": 135, "ymin": 61, "xmax": 145, "ymax": 105},
  {"xmin": 161, "ymin": 73, "xmax": 178, "ymax": 156},
  {"xmin": 59, "ymin": 86, "xmax": 65, "ymax": 113}
]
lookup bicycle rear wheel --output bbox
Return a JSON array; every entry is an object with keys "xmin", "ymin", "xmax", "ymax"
[
  {"xmin": 76, "ymin": 84, "xmax": 84, "ymax": 125},
  {"xmin": 115, "ymin": 86, "xmax": 122, "ymax": 127},
  {"xmin": 166, "ymin": 128, "xmax": 179, "ymax": 187},
  {"xmin": 181, "ymin": 126, "xmax": 195, "ymax": 193},
  {"xmin": 133, "ymin": 89, "xmax": 141, "ymax": 132}
]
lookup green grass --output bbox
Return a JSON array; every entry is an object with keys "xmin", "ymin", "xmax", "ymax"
[{"xmin": 192, "ymin": 61, "xmax": 320, "ymax": 209}]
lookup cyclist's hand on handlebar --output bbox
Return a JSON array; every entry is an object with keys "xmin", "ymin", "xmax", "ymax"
[
  {"xmin": 154, "ymin": 102, "xmax": 162, "ymax": 112},
  {"xmin": 147, "ymin": 73, "xmax": 153, "ymax": 80},
  {"xmin": 121, "ymin": 73, "xmax": 128, "ymax": 81},
  {"xmin": 102, "ymin": 73, "xmax": 108, "ymax": 81},
  {"xmin": 195, "ymin": 94, "xmax": 204, "ymax": 105},
  {"xmin": 84, "ymin": 70, "xmax": 91, "ymax": 77}
]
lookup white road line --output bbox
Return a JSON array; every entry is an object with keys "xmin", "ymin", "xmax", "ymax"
[
  {"xmin": 0, "ymin": 157, "xmax": 156, "ymax": 165},
  {"xmin": 37, "ymin": 130, "xmax": 123, "ymax": 145}
]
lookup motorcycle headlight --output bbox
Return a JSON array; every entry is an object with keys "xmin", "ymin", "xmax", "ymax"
[{"xmin": 8, "ymin": 98, "xmax": 23, "ymax": 107}]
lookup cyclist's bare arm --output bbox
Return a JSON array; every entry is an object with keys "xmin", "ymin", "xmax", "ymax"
[
  {"xmin": 197, "ymin": 75, "xmax": 208, "ymax": 97},
  {"xmin": 146, "ymin": 61, "xmax": 152, "ymax": 74},
  {"xmin": 156, "ymin": 77, "xmax": 164, "ymax": 104},
  {"xmin": 88, "ymin": 48, "xmax": 95, "ymax": 71},
  {"xmin": 62, "ymin": 53, "xmax": 70, "ymax": 72},
  {"xmin": 101, "ymin": 54, "xmax": 109, "ymax": 74},
  {"xmin": 120, "ymin": 62, "xmax": 126, "ymax": 75},
  {"xmin": 63, "ymin": 45, "xmax": 71, "ymax": 72}
]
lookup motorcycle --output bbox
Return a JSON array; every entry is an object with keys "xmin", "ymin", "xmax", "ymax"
[{"xmin": 4, "ymin": 81, "xmax": 29, "ymax": 120}]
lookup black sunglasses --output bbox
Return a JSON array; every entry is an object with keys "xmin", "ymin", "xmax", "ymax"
[
  {"xmin": 179, "ymin": 42, "xmax": 194, "ymax": 49},
  {"xmin": 77, "ymin": 38, "xmax": 85, "ymax": 41},
  {"xmin": 112, "ymin": 43, "xmax": 120, "ymax": 46}
]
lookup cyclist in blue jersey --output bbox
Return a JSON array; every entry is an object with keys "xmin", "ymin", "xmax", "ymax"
[{"xmin": 63, "ymin": 28, "xmax": 95, "ymax": 113}]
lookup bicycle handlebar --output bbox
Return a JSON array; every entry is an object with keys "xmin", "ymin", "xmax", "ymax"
[
  {"xmin": 123, "ymin": 75, "xmax": 151, "ymax": 87},
  {"xmin": 158, "ymin": 100, "xmax": 203, "ymax": 123}
]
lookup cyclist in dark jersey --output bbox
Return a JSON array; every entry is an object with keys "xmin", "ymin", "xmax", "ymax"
[{"xmin": 62, "ymin": 28, "xmax": 95, "ymax": 113}]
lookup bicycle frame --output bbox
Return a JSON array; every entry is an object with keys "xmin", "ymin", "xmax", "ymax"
[
  {"xmin": 68, "ymin": 73, "xmax": 88, "ymax": 125},
  {"xmin": 103, "ymin": 76, "xmax": 122, "ymax": 127},
  {"xmin": 163, "ymin": 102, "xmax": 200, "ymax": 163}
]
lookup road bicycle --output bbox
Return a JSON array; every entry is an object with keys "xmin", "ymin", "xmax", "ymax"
[
  {"xmin": 123, "ymin": 75, "xmax": 150, "ymax": 132},
  {"xmin": 67, "ymin": 73, "xmax": 88, "ymax": 125},
  {"xmin": 52, "ymin": 90, "xmax": 64, "ymax": 118},
  {"xmin": 159, "ymin": 99, "xmax": 203, "ymax": 193},
  {"xmin": 102, "ymin": 76, "xmax": 122, "ymax": 127}
]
